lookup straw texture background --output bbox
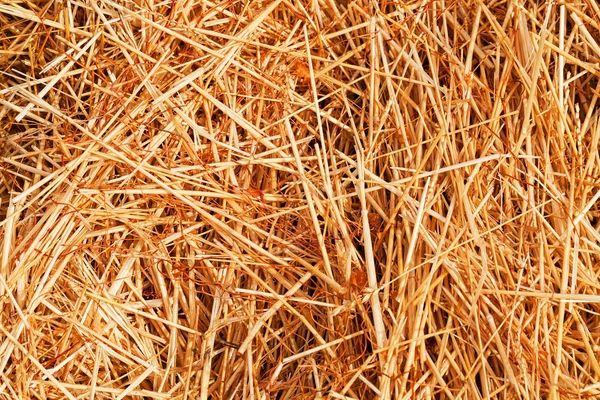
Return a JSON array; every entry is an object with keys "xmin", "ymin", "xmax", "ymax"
[{"xmin": 1, "ymin": 0, "xmax": 600, "ymax": 399}]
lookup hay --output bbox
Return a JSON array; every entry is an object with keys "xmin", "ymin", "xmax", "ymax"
[{"xmin": 1, "ymin": 0, "xmax": 600, "ymax": 398}]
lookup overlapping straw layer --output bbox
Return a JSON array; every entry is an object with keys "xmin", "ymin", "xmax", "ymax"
[{"xmin": 2, "ymin": 0, "xmax": 600, "ymax": 398}]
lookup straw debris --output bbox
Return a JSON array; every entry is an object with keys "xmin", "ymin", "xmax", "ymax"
[{"xmin": 2, "ymin": 0, "xmax": 600, "ymax": 398}]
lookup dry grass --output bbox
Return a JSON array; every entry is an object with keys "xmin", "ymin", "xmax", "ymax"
[{"xmin": 1, "ymin": 0, "xmax": 600, "ymax": 399}]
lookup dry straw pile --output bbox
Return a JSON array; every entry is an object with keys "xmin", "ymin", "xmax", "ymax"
[{"xmin": 1, "ymin": 0, "xmax": 600, "ymax": 398}]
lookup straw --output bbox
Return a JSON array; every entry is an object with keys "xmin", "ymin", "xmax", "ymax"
[{"xmin": 2, "ymin": 0, "xmax": 600, "ymax": 398}]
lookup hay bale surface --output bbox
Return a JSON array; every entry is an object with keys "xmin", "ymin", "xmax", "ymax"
[{"xmin": 1, "ymin": 0, "xmax": 600, "ymax": 398}]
